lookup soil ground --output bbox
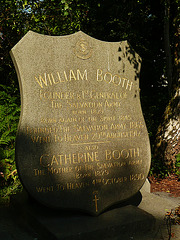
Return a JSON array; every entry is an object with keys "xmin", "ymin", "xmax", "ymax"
[{"xmin": 149, "ymin": 173, "xmax": 180, "ymax": 197}]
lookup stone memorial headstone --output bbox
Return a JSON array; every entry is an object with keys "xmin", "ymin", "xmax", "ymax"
[{"xmin": 10, "ymin": 31, "xmax": 151, "ymax": 215}]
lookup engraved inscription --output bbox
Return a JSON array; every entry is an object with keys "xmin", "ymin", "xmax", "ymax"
[
  {"xmin": 35, "ymin": 69, "xmax": 88, "ymax": 88},
  {"xmin": 11, "ymin": 31, "xmax": 150, "ymax": 214},
  {"xmin": 97, "ymin": 69, "xmax": 133, "ymax": 90}
]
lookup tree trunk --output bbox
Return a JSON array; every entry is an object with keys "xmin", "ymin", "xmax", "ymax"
[
  {"xmin": 154, "ymin": 87, "xmax": 180, "ymax": 169},
  {"xmin": 164, "ymin": 0, "xmax": 173, "ymax": 96},
  {"xmin": 154, "ymin": 1, "xmax": 180, "ymax": 173}
]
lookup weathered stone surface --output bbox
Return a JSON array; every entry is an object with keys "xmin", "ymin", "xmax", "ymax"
[{"xmin": 10, "ymin": 31, "xmax": 151, "ymax": 215}]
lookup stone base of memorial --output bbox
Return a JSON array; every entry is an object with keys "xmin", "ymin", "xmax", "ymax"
[{"xmin": 11, "ymin": 190, "xmax": 155, "ymax": 240}]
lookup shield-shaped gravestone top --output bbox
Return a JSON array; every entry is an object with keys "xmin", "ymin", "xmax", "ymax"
[{"xmin": 10, "ymin": 31, "xmax": 151, "ymax": 215}]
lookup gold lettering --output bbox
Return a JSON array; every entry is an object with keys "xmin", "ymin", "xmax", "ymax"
[
  {"xmin": 105, "ymin": 150, "xmax": 112, "ymax": 160},
  {"xmin": 130, "ymin": 148, "xmax": 140, "ymax": 157},
  {"xmin": 57, "ymin": 71, "xmax": 65, "ymax": 82},
  {"xmin": 130, "ymin": 121, "xmax": 144, "ymax": 129},
  {"xmin": 34, "ymin": 169, "xmax": 46, "ymax": 176},
  {"xmin": 76, "ymin": 172, "xmax": 92, "ymax": 179},
  {"xmin": 129, "ymin": 173, "xmax": 144, "ymax": 181},
  {"xmin": 64, "ymin": 133, "xmax": 89, "ymax": 143},
  {"xmin": 112, "ymin": 150, "xmax": 121, "ymax": 160},
  {"xmin": 40, "ymin": 154, "xmax": 50, "ymax": 167},
  {"xmin": 87, "ymin": 152, "xmax": 94, "ymax": 162},
  {"xmin": 105, "ymin": 148, "xmax": 140, "ymax": 160},
  {"xmin": 96, "ymin": 70, "xmax": 133, "ymax": 90},
  {"xmin": 36, "ymin": 186, "xmax": 54, "ymax": 192},
  {"xmin": 56, "ymin": 184, "xmax": 65, "ymax": 191},
  {"xmin": 64, "ymin": 71, "xmax": 69, "ymax": 81},
  {"xmin": 77, "ymin": 69, "xmax": 87, "ymax": 80},
  {"xmin": 120, "ymin": 149, "xmax": 129, "ymax": 159},
  {"xmin": 66, "ymin": 182, "xmax": 89, "ymax": 190},
  {"xmin": 47, "ymin": 74, "xmax": 53, "ymax": 85},
  {"xmin": 51, "ymin": 101, "xmax": 62, "ymax": 108},
  {"xmin": 54, "ymin": 135, "xmax": 63, "ymax": 142},
  {"xmin": 70, "ymin": 70, "xmax": 76, "ymax": 81},
  {"xmin": 51, "ymin": 155, "xmax": 59, "ymax": 165},
  {"xmin": 121, "ymin": 78, "xmax": 127, "ymax": 88},
  {"xmin": 72, "ymin": 154, "xmax": 78, "ymax": 164},
  {"xmin": 47, "ymin": 167, "xmax": 73, "ymax": 175},
  {"xmin": 110, "ymin": 123, "xmax": 126, "ymax": 130},
  {"xmin": 126, "ymin": 79, "xmax": 133, "ymax": 91},
  {"xmin": 112, "ymin": 74, "xmax": 121, "ymax": 85},
  {"xmin": 35, "ymin": 73, "xmax": 48, "ymax": 88},
  {"xmin": 92, "ymin": 177, "xmax": 127, "ymax": 186},
  {"xmin": 104, "ymin": 72, "xmax": 112, "ymax": 83},
  {"xmin": 78, "ymin": 153, "xmax": 84, "ymax": 163},
  {"xmin": 97, "ymin": 69, "xmax": 103, "ymax": 81},
  {"xmin": 64, "ymin": 154, "xmax": 72, "ymax": 164}
]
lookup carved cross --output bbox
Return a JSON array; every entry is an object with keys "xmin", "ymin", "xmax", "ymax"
[{"xmin": 93, "ymin": 195, "xmax": 99, "ymax": 212}]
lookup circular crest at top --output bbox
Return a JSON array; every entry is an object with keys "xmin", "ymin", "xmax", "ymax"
[{"xmin": 74, "ymin": 38, "xmax": 92, "ymax": 59}]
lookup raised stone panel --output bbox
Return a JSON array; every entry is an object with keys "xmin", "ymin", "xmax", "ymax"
[{"xmin": 10, "ymin": 31, "xmax": 151, "ymax": 215}]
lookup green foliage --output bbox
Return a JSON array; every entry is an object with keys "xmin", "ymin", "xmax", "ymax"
[
  {"xmin": 18, "ymin": 0, "xmax": 90, "ymax": 35},
  {"xmin": 0, "ymin": 84, "xmax": 22, "ymax": 205},
  {"xmin": 149, "ymin": 153, "xmax": 180, "ymax": 179},
  {"xmin": 149, "ymin": 155, "xmax": 170, "ymax": 178},
  {"xmin": 175, "ymin": 154, "xmax": 180, "ymax": 176}
]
